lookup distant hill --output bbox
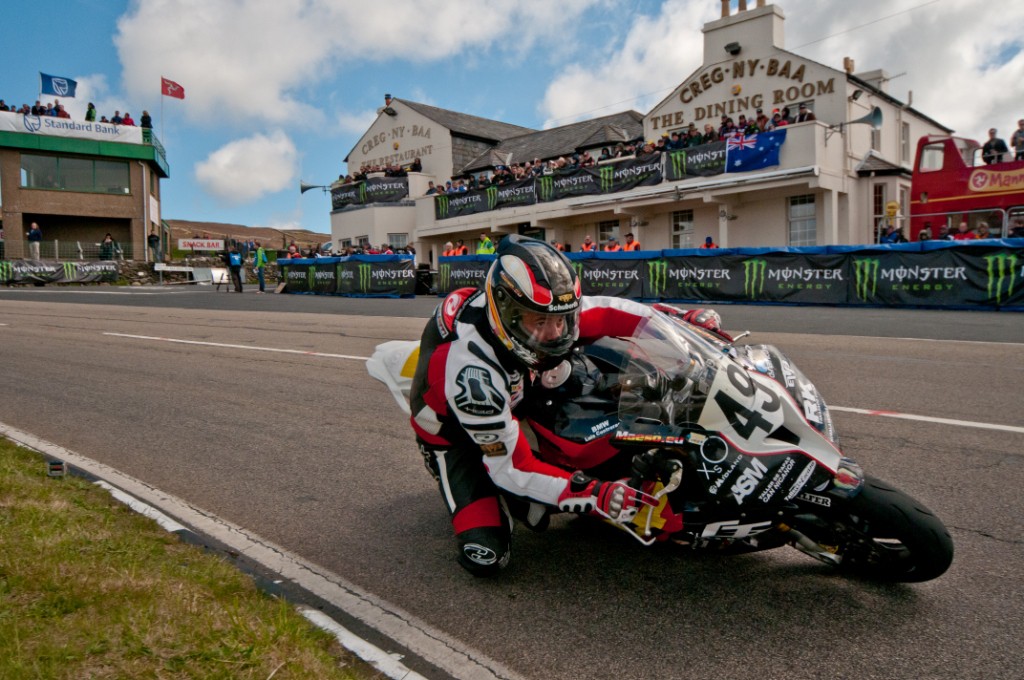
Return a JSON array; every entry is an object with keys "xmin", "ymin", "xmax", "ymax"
[{"xmin": 165, "ymin": 220, "xmax": 330, "ymax": 250}]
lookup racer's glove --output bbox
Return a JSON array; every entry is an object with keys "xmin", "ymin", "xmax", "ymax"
[
  {"xmin": 653, "ymin": 304, "xmax": 732, "ymax": 342},
  {"xmin": 557, "ymin": 471, "xmax": 657, "ymax": 523}
]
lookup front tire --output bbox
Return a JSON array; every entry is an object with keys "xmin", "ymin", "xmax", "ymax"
[{"xmin": 829, "ymin": 476, "xmax": 954, "ymax": 582}]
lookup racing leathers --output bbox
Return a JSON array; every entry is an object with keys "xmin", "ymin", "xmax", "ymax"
[{"xmin": 410, "ymin": 288, "xmax": 665, "ymax": 575}]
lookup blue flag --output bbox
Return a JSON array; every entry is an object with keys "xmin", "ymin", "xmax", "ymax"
[
  {"xmin": 725, "ymin": 128, "xmax": 786, "ymax": 173},
  {"xmin": 40, "ymin": 72, "xmax": 78, "ymax": 98}
]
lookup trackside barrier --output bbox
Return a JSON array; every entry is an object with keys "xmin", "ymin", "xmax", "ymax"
[
  {"xmin": 436, "ymin": 240, "xmax": 1024, "ymax": 309},
  {"xmin": 276, "ymin": 255, "xmax": 415, "ymax": 297}
]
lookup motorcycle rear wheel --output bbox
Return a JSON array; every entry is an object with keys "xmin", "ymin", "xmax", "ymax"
[{"xmin": 829, "ymin": 475, "xmax": 954, "ymax": 583}]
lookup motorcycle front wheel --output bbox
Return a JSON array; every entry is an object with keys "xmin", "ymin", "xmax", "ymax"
[{"xmin": 822, "ymin": 475, "xmax": 954, "ymax": 583}]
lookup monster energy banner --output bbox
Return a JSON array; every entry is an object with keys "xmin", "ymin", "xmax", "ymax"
[
  {"xmin": 537, "ymin": 154, "xmax": 663, "ymax": 203},
  {"xmin": 436, "ymin": 257, "xmax": 491, "ymax": 293},
  {"xmin": 434, "ymin": 192, "xmax": 487, "ymax": 220},
  {"xmin": 0, "ymin": 260, "xmax": 119, "ymax": 284},
  {"xmin": 279, "ymin": 256, "xmax": 415, "ymax": 296},
  {"xmin": 665, "ymin": 142, "xmax": 727, "ymax": 180},
  {"xmin": 331, "ymin": 177, "xmax": 409, "ymax": 210},
  {"xmin": 570, "ymin": 257, "xmax": 645, "ymax": 297},
  {"xmin": 491, "ymin": 178, "xmax": 537, "ymax": 210}
]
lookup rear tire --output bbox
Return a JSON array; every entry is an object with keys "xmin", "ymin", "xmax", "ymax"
[{"xmin": 830, "ymin": 476, "xmax": 953, "ymax": 582}]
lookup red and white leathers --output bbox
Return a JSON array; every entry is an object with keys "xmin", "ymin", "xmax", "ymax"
[{"xmin": 409, "ymin": 289, "xmax": 656, "ymax": 575}]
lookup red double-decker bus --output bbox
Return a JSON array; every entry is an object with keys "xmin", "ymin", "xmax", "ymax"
[{"xmin": 909, "ymin": 135, "xmax": 1024, "ymax": 239}]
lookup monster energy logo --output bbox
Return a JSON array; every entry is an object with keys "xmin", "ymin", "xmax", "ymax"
[
  {"xmin": 436, "ymin": 195, "xmax": 449, "ymax": 218},
  {"xmin": 599, "ymin": 165, "xmax": 615, "ymax": 193},
  {"xmin": 62, "ymin": 262, "xmax": 77, "ymax": 281},
  {"xmin": 647, "ymin": 260, "xmax": 668, "ymax": 297},
  {"xmin": 571, "ymin": 261, "xmax": 583, "ymax": 282},
  {"xmin": 358, "ymin": 263, "xmax": 373, "ymax": 293},
  {"xmin": 743, "ymin": 259, "xmax": 768, "ymax": 297},
  {"xmin": 358, "ymin": 182, "xmax": 367, "ymax": 204},
  {"xmin": 670, "ymin": 151, "xmax": 686, "ymax": 178},
  {"xmin": 438, "ymin": 263, "xmax": 451, "ymax": 291},
  {"xmin": 0, "ymin": 261, "xmax": 12, "ymax": 282},
  {"xmin": 538, "ymin": 176, "xmax": 554, "ymax": 202},
  {"xmin": 853, "ymin": 259, "xmax": 881, "ymax": 300},
  {"xmin": 486, "ymin": 186, "xmax": 498, "ymax": 210},
  {"xmin": 307, "ymin": 266, "xmax": 316, "ymax": 290},
  {"xmin": 985, "ymin": 253, "xmax": 1019, "ymax": 304}
]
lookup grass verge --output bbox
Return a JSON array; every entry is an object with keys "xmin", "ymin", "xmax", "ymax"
[{"xmin": 0, "ymin": 439, "xmax": 378, "ymax": 679}]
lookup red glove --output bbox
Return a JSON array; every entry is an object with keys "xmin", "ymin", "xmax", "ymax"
[
  {"xmin": 557, "ymin": 472, "xmax": 657, "ymax": 523},
  {"xmin": 680, "ymin": 308, "xmax": 733, "ymax": 342}
]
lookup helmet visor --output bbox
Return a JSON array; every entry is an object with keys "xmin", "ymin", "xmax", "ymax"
[{"xmin": 505, "ymin": 301, "xmax": 579, "ymax": 364}]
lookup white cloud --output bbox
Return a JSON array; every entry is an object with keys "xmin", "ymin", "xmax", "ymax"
[
  {"xmin": 194, "ymin": 130, "xmax": 298, "ymax": 203},
  {"xmin": 538, "ymin": 0, "xmax": 1024, "ymax": 142},
  {"xmin": 113, "ymin": 0, "xmax": 604, "ymax": 128}
]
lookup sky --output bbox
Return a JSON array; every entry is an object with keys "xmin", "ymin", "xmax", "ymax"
[{"xmin": 2, "ymin": 0, "xmax": 1021, "ymax": 234}]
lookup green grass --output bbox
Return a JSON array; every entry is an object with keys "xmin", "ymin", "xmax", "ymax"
[{"xmin": 0, "ymin": 440, "xmax": 380, "ymax": 679}]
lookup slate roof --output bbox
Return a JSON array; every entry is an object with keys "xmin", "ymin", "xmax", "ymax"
[
  {"xmin": 460, "ymin": 111, "xmax": 645, "ymax": 173},
  {"xmin": 398, "ymin": 99, "xmax": 536, "ymax": 142},
  {"xmin": 855, "ymin": 150, "xmax": 909, "ymax": 176}
]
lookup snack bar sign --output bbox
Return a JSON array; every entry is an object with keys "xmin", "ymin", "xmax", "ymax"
[{"xmin": 177, "ymin": 239, "xmax": 225, "ymax": 251}]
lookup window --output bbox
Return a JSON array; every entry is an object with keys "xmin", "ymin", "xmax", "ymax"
[
  {"xmin": 387, "ymin": 233, "xmax": 408, "ymax": 250},
  {"xmin": 919, "ymin": 143, "xmax": 944, "ymax": 172},
  {"xmin": 20, "ymin": 154, "xmax": 130, "ymax": 194},
  {"xmin": 900, "ymin": 122, "xmax": 911, "ymax": 164},
  {"xmin": 899, "ymin": 186, "xmax": 909, "ymax": 221},
  {"xmin": 340, "ymin": 238, "xmax": 352, "ymax": 248},
  {"xmin": 788, "ymin": 195, "xmax": 816, "ymax": 246},
  {"xmin": 872, "ymin": 184, "xmax": 886, "ymax": 241},
  {"xmin": 597, "ymin": 219, "xmax": 619, "ymax": 243},
  {"xmin": 870, "ymin": 126, "xmax": 881, "ymax": 152},
  {"xmin": 671, "ymin": 210, "xmax": 694, "ymax": 249},
  {"xmin": 356, "ymin": 236, "xmax": 369, "ymax": 248}
]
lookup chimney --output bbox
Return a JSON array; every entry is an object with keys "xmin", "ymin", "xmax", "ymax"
[{"xmin": 721, "ymin": 0, "xmax": 729, "ymax": 18}]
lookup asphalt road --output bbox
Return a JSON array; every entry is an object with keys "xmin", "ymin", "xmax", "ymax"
[{"xmin": 1, "ymin": 287, "xmax": 1022, "ymax": 680}]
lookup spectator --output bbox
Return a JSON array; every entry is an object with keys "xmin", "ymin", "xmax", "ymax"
[
  {"xmin": 99, "ymin": 116, "xmax": 109, "ymax": 123},
  {"xmin": 1008, "ymin": 219, "xmax": 1024, "ymax": 238},
  {"xmin": 603, "ymin": 236, "xmax": 621, "ymax": 252},
  {"xmin": 622, "ymin": 232, "xmax": 641, "ymax": 251},
  {"xmin": 121, "ymin": 112, "xmax": 135, "ymax": 126},
  {"xmin": 253, "ymin": 240, "xmax": 268, "ymax": 293},
  {"xmin": 1011, "ymin": 119, "xmax": 1024, "ymax": 161},
  {"xmin": 982, "ymin": 128, "xmax": 1009, "ymax": 165},
  {"xmin": 755, "ymin": 108, "xmax": 770, "ymax": 131},
  {"xmin": 99, "ymin": 233, "xmax": 118, "ymax": 260},
  {"xmin": 111, "ymin": 110, "xmax": 123, "ymax": 125},
  {"xmin": 225, "ymin": 245, "xmax": 244, "ymax": 292},
  {"xmin": 410, "ymin": 157, "xmax": 422, "ymax": 172},
  {"xmin": 381, "ymin": 243, "xmax": 394, "ymax": 254},
  {"xmin": 580, "ymin": 235, "xmax": 596, "ymax": 252},
  {"xmin": 31, "ymin": 100, "xmax": 44, "ymax": 115},
  {"xmin": 975, "ymin": 222, "xmax": 992, "ymax": 240},
  {"xmin": 795, "ymin": 103, "xmax": 816, "ymax": 123},
  {"xmin": 918, "ymin": 222, "xmax": 933, "ymax": 241},
  {"xmin": 781, "ymin": 106, "xmax": 794, "ymax": 124},
  {"xmin": 702, "ymin": 123, "xmax": 718, "ymax": 144},
  {"xmin": 0, "ymin": 99, "xmax": 7, "ymax": 111},
  {"xmin": 477, "ymin": 232, "xmax": 495, "ymax": 255},
  {"xmin": 936, "ymin": 223, "xmax": 954, "ymax": 240},
  {"xmin": 147, "ymin": 228, "xmax": 161, "ymax": 261},
  {"xmin": 425, "ymin": 181, "xmax": 438, "ymax": 195},
  {"xmin": 952, "ymin": 221, "xmax": 976, "ymax": 240},
  {"xmin": 598, "ymin": 147, "xmax": 611, "ymax": 161},
  {"xmin": 27, "ymin": 222, "xmax": 42, "ymax": 260},
  {"xmin": 140, "ymin": 110, "xmax": 152, "ymax": 129},
  {"xmin": 286, "ymin": 240, "xmax": 301, "ymax": 258},
  {"xmin": 442, "ymin": 241, "xmax": 454, "ymax": 256},
  {"xmin": 549, "ymin": 239, "xmax": 564, "ymax": 251},
  {"xmin": 453, "ymin": 239, "xmax": 469, "ymax": 256},
  {"xmin": 85, "ymin": 102, "xmax": 96, "ymax": 122},
  {"xmin": 880, "ymin": 224, "xmax": 908, "ymax": 244},
  {"xmin": 56, "ymin": 104, "xmax": 70, "ymax": 119},
  {"xmin": 700, "ymin": 236, "xmax": 719, "ymax": 249}
]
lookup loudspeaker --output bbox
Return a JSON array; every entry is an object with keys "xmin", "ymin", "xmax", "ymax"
[
  {"xmin": 851, "ymin": 106, "xmax": 883, "ymax": 130},
  {"xmin": 300, "ymin": 182, "xmax": 325, "ymax": 194}
]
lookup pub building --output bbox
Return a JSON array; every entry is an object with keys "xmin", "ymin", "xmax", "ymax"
[{"xmin": 334, "ymin": 0, "xmax": 948, "ymax": 264}]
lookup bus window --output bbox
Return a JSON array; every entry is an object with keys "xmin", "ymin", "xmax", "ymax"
[{"xmin": 919, "ymin": 143, "xmax": 945, "ymax": 172}]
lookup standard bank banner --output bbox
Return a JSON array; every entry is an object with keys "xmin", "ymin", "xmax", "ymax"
[
  {"xmin": 0, "ymin": 260, "xmax": 119, "ymax": 284},
  {"xmin": 279, "ymin": 256, "xmax": 415, "ymax": 297},
  {"xmin": 331, "ymin": 177, "xmax": 409, "ymax": 210},
  {"xmin": 0, "ymin": 110, "xmax": 144, "ymax": 144}
]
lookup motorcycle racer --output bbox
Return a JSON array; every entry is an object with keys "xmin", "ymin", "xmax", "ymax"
[{"xmin": 409, "ymin": 235, "xmax": 725, "ymax": 576}]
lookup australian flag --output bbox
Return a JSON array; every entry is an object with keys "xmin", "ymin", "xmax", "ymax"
[
  {"xmin": 40, "ymin": 72, "xmax": 78, "ymax": 98},
  {"xmin": 725, "ymin": 129, "xmax": 786, "ymax": 173}
]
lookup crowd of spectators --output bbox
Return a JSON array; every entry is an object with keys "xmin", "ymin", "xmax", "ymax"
[
  {"xmin": 982, "ymin": 120, "xmax": 1024, "ymax": 164},
  {"xmin": 0, "ymin": 98, "xmax": 152, "ymax": 128},
  {"xmin": 339, "ymin": 157, "xmax": 423, "ymax": 184}
]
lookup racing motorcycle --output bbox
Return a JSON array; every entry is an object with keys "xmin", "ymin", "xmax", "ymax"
[{"xmin": 367, "ymin": 307, "xmax": 953, "ymax": 583}]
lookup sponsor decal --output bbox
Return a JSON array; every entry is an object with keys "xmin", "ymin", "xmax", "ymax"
[
  {"xmin": 438, "ymin": 263, "xmax": 451, "ymax": 291},
  {"xmin": 699, "ymin": 436, "xmax": 729, "ymax": 464},
  {"xmin": 743, "ymin": 258, "xmax": 768, "ymax": 298},
  {"xmin": 472, "ymin": 432, "xmax": 501, "ymax": 444},
  {"xmin": 853, "ymin": 258, "xmax": 880, "ymax": 300},
  {"xmin": 985, "ymin": 253, "xmax": 1018, "ymax": 305},
  {"xmin": 757, "ymin": 456, "xmax": 795, "ymax": 503},
  {"xmin": 0, "ymin": 261, "xmax": 14, "ymax": 282},
  {"xmin": 731, "ymin": 457, "xmax": 769, "ymax": 505},
  {"xmin": 557, "ymin": 292, "xmax": 575, "ymax": 303},
  {"xmin": 62, "ymin": 262, "xmax": 77, "ymax": 280},
  {"xmin": 486, "ymin": 185, "xmax": 498, "ymax": 211},
  {"xmin": 463, "ymin": 543, "xmax": 498, "ymax": 565},
  {"xmin": 785, "ymin": 460, "xmax": 818, "ymax": 501},
  {"xmin": 701, "ymin": 519, "xmax": 773, "ymax": 539},
  {"xmin": 798, "ymin": 380, "xmax": 823, "ymax": 424},
  {"xmin": 968, "ymin": 166, "xmax": 1024, "ymax": 192},
  {"xmin": 538, "ymin": 176, "xmax": 554, "ymax": 201},
  {"xmin": 480, "ymin": 442, "xmax": 508, "ymax": 456},
  {"xmin": 454, "ymin": 366, "xmax": 506, "ymax": 416},
  {"xmin": 358, "ymin": 263, "xmax": 372, "ymax": 293},
  {"xmin": 436, "ymin": 195, "xmax": 449, "ymax": 218},
  {"xmin": 648, "ymin": 260, "xmax": 668, "ymax": 297},
  {"xmin": 599, "ymin": 165, "xmax": 615, "ymax": 193},
  {"xmin": 796, "ymin": 492, "xmax": 832, "ymax": 508},
  {"xmin": 707, "ymin": 455, "xmax": 742, "ymax": 496}
]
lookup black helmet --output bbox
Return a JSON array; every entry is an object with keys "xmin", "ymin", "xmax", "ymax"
[{"xmin": 485, "ymin": 235, "xmax": 581, "ymax": 369}]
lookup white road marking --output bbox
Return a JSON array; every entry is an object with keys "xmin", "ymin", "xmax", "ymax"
[
  {"xmin": 0, "ymin": 421, "xmax": 525, "ymax": 680},
  {"xmin": 829, "ymin": 406, "xmax": 1024, "ymax": 434},
  {"xmin": 106, "ymin": 332, "xmax": 1024, "ymax": 434},
  {"xmin": 300, "ymin": 609, "xmax": 429, "ymax": 680}
]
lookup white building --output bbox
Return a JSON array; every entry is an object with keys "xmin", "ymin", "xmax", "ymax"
[{"xmin": 334, "ymin": 0, "xmax": 949, "ymax": 265}]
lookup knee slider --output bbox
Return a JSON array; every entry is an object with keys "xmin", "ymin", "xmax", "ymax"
[{"xmin": 456, "ymin": 526, "xmax": 510, "ymax": 577}]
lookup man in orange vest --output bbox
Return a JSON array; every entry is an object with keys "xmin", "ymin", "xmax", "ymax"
[
  {"xmin": 603, "ymin": 236, "xmax": 621, "ymax": 252},
  {"xmin": 442, "ymin": 241, "xmax": 455, "ymax": 256},
  {"xmin": 580, "ymin": 235, "xmax": 596, "ymax": 252},
  {"xmin": 623, "ymin": 232, "xmax": 641, "ymax": 251},
  {"xmin": 453, "ymin": 239, "xmax": 469, "ymax": 255},
  {"xmin": 549, "ymin": 239, "xmax": 564, "ymax": 252}
]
